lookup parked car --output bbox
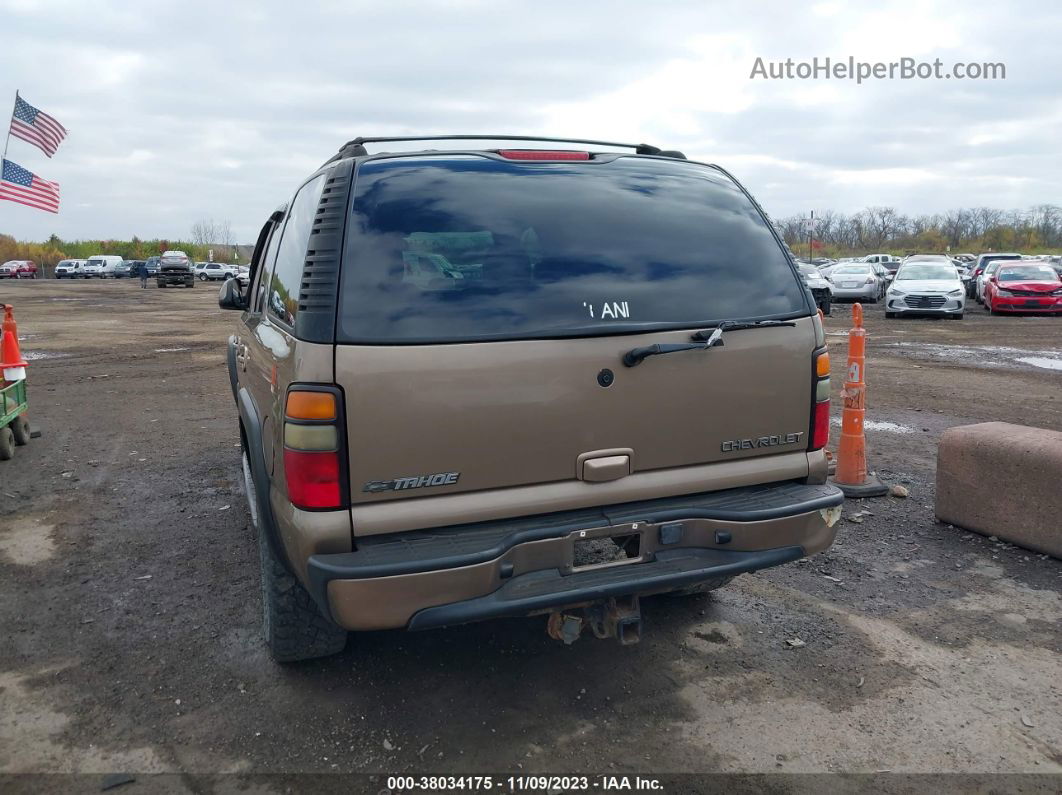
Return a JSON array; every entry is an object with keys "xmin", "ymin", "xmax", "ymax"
[
  {"xmin": 862, "ymin": 253, "xmax": 901, "ymax": 267},
  {"xmin": 82, "ymin": 254, "xmax": 123, "ymax": 278},
  {"xmin": 157, "ymin": 250, "xmax": 195, "ymax": 288},
  {"xmin": 954, "ymin": 253, "xmax": 976, "ymax": 263},
  {"xmin": 976, "ymin": 260, "xmax": 1011, "ymax": 303},
  {"xmin": 196, "ymin": 262, "xmax": 238, "ymax": 281},
  {"xmin": 235, "ymin": 265, "xmax": 250, "ymax": 287},
  {"xmin": 218, "ymin": 135, "xmax": 844, "ymax": 662},
  {"xmin": 145, "ymin": 256, "xmax": 160, "ymax": 276},
  {"xmin": 983, "ymin": 261, "xmax": 1062, "ymax": 315},
  {"xmin": 54, "ymin": 259, "xmax": 87, "ymax": 278},
  {"xmin": 797, "ymin": 263, "xmax": 832, "ymax": 315},
  {"xmin": 968, "ymin": 253, "xmax": 1022, "ymax": 298},
  {"xmin": 113, "ymin": 261, "xmax": 134, "ymax": 278},
  {"xmin": 826, "ymin": 263, "xmax": 885, "ymax": 302},
  {"xmin": 0, "ymin": 260, "xmax": 39, "ymax": 279},
  {"xmin": 885, "ymin": 261, "xmax": 966, "ymax": 319}
]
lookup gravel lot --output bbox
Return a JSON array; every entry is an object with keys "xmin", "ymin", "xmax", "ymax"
[{"xmin": 1, "ymin": 280, "xmax": 1059, "ymax": 791}]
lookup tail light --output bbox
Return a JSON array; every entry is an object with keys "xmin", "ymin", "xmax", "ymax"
[
  {"xmin": 810, "ymin": 350, "xmax": 830, "ymax": 450},
  {"xmin": 283, "ymin": 386, "xmax": 347, "ymax": 510}
]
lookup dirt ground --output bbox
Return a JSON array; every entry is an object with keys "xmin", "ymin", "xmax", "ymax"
[{"xmin": 0, "ymin": 279, "xmax": 1059, "ymax": 792}]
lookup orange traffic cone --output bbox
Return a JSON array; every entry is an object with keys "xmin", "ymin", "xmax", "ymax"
[
  {"xmin": 2, "ymin": 304, "xmax": 16, "ymax": 340},
  {"xmin": 1, "ymin": 327, "xmax": 27, "ymax": 382},
  {"xmin": 830, "ymin": 303, "xmax": 886, "ymax": 497}
]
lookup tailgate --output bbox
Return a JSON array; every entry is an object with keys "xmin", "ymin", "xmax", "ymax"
[{"xmin": 337, "ymin": 318, "xmax": 815, "ymax": 505}]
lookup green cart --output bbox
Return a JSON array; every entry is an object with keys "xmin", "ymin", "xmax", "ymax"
[{"xmin": 0, "ymin": 379, "xmax": 31, "ymax": 460}]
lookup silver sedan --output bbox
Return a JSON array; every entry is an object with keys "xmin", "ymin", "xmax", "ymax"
[{"xmin": 826, "ymin": 264, "xmax": 885, "ymax": 302}]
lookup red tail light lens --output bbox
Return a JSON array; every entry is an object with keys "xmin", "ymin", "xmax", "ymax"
[
  {"xmin": 497, "ymin": 150, "xmax": 590, "ymax": 160},
  {"xmin": 811, "ymin": 398, "xmax": 830, "ymax": 450},
  {"xmin": 284, "ymin": 386, "xmax": 346, "ymax": 510},
  {"xmin": 284, "ymin": 449, "xmax": 341, "ymax": 510},
  {"xmin": 809, "ymin": 350, "xmax": 830, "ymax": 451}
]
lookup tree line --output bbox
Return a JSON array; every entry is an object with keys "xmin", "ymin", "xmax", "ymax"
[
  {"xmin": 773, "ymin": 204, "xmax": 1062, "ymax": 257},
  {"xmin": 0, "ymin": 219, "xmax": 244, "ymax": 267}
]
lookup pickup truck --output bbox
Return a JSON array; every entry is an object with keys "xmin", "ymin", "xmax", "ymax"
[
  {"xmin": 0, "ymin": 260, "xmax": 39, "ymax": 279},
  {"xmin": 157, "ymin": 250, "xmax": 195, "ymax": 288}
]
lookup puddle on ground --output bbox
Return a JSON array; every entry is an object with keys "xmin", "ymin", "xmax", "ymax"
[
  {"xmin": 1015, "ymin": 356, "xmax": 1062, "ymax": 371},
  {"xmin": 886, "ymin": 342, "xmax": 1062, "ymax": 372},
  {"xmin": 23, "ymin": 351, "xmax": 70, "ymax": 361},
  {"xmin": 0, "ymin": 518, "xmax": 55, "ymax": 565}
]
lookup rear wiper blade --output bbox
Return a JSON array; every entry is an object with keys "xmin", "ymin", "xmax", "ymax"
[
  {"xmin": 690, "ymin": 319, "xmax": 797, "ymax": 341},
  {"xmin": 623, "ymin": 339, "xmax": 721, "ymax": 368}
]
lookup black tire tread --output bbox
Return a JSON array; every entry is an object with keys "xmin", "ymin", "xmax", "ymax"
[{"xmin": 11, "ymin": 415, "xmax": 30, "ymax": 446}]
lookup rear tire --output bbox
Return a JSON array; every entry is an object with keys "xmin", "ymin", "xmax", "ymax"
[
  {"xmin": 11, "ymin": 415, "xmax": 30, "ymax": 446},
  {"xmin": 885, "ymin": 311, "xmax": 897, "ymax": 319},
  {"xmin": 668, "ymin": 575, "xmax": 734, "ymax": 597},
  {"xmin": 243, "ymin": 451, "xmax": 347, "ymax": 663},
  {"xmin": 0, "ymin": 427, "xmax": 14, "ymax": 461}
]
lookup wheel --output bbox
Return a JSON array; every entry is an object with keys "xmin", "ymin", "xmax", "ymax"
[
  {"xmin": 820, "ymin": 301, "xmax": 831, "ymax": 317},
  {"xmin": 885, "ymin": 311, "xmax": 897, "ymax": 319},
  {"xmin": 157, "ymin": 281, "xmax": 165, "ymax": 288},
  {"xmin": 0, "ymin": 427, "xmax": 14, "ymax": 461},
  {"xmin": 951, "ymin": 312, "xmax": 964, "ymax": 320},
  {"xmin": 199, "ymin": 273, "xmax": 208, "ymax": 281},
  {"xmin": 243, "ymin": 451, "xmax": 347, "ymax": 662},
  {"xmin": 668, "ymin": 575, "xmax": 734, "ymax": 597},
  {"xmin": 187, "ymin": 280, "xmax": 195, "ymax": 288},
  {"xmin": 11, "ymin": 415, "xmax": 30, "ymax": 445},
  {"xmin": 989, "ymin": 301, "xmax": 999, "ymax": 315}
]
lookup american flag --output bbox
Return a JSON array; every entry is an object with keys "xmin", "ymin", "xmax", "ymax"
[
  {"xmin": 9, "ymin": 95, "xmax": 68, "ymax": 158},
  {"xmin": 1, "ymin": 159, "xmax": 61, "ymax": 214}
]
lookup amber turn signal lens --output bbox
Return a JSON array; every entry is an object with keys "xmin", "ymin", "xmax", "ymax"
[
  {"xmin": 286, "ymin": 391, "xmax": 336, "ymax": 421},
  {"xmin": 816, "ymin": 353, "xmax": 830, "ymax": 377}
]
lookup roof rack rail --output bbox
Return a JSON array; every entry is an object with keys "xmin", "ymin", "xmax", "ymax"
[{"xmin": 323, "ymin": 135, "xmax": 668, "ymax": 166}]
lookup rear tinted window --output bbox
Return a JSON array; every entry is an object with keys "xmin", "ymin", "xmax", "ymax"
[{"xmin": 337, "ymin": 156, "xmax": 807, "ymax": 343}]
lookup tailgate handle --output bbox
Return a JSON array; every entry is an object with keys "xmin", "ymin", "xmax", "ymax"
[{"xmin": 580, "ymin": 454, "xmax": 631, "ymax": 483}]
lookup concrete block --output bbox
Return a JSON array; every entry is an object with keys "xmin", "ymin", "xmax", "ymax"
[{"xmin": 936, "ymin": 422, "xmax": 1062, "ymax": 558}]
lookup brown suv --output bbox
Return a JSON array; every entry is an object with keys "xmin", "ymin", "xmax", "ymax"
[{"xmin": 220, "ymin": 135, "xmax": 844, "ymax": 662}]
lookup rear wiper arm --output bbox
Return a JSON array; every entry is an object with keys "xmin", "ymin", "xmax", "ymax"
[
  {"xmin": 623, "ymin": 337, "xmax": 723, "ymax": 367},
  {"xmin": 690, "ymin": 319, "xmax": 797, "ymax": 341},
  {"xmin": 623, "ymin": 319, "xmax": 798, "ymax": 367}
]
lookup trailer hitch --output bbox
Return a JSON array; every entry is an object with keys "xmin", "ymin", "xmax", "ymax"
[{"xmin": 546, "ymin": 595, "xmax": 642, "ymax": 646}]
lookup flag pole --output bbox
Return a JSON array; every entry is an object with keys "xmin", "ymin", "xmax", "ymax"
[{"xmin": 2, "ymin": 89, "xmax": 16, "ymax": 164}]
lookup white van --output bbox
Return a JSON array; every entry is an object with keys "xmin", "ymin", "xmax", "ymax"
[
  {"xmin": 55, "ymin": 259, "xmax": 88, "ymax": 278},
  {"xmin": 82, "ymin": 254, "xmax": 123, "ymax": 278}
]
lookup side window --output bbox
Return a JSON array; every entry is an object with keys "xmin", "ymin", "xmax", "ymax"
[
  {"xmin": 267, "ymin": 174, "xmax": 325, "ymax": 328},
  {"xmin": 253, "ymin": 222, "xmax": 284, "ymax": 314}
]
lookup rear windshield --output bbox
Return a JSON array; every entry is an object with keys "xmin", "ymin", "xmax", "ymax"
[
  {"xmin": 337, "ymin": 156, "xmax": 807, "ymax": 343},
  {"xmin": 832, "ymin": 265, "xmax": 871, "ymax": 275}
]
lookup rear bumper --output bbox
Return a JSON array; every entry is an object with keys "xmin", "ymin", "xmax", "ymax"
[
  {"xmin": 831, "ymin": 285, "xmax": 877, "ymax": 300},
  {"xmin": 306, "ymin": 481, "xmax": 844, "ymax": 631}
]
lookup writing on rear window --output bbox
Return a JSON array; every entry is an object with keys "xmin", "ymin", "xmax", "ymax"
[{"xmin": 583, "ymin": 301, "xmax": 630, "ymax": 319}]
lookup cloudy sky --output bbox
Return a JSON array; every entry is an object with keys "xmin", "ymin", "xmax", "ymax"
[{"xmin": 1, "ymin": 0, "xmax": 1059, "ymax": 243}]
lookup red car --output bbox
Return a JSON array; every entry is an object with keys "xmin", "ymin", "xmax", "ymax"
[
  {"xmin": 983, "ymin": 261, "xmax": 1062, "ymax": 314},
  {"xmin": 0, "ymin": 260, "xmax": 39, "ymax": 279}
]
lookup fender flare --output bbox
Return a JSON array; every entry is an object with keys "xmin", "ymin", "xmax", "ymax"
[{"xmin": 237, "ymin": 387, "xmax": 295, "ymax": 576}]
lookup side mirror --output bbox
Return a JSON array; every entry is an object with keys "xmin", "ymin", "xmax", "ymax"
[{"xmin": 218, "ymin": 277, "xmax": 247, "ymax": 310}]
